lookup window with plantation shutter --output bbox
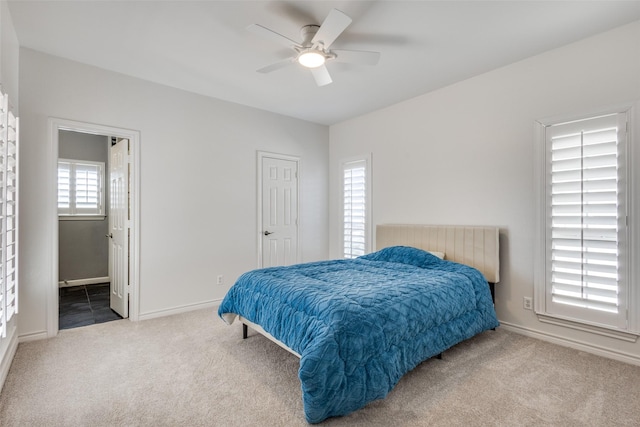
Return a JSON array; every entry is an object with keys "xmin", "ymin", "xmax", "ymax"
[
  {"xmin": 0, "ymin": 88, "xmax": 19, "ymax": 340},
  {"xmin": 58, "ymin": 159, "xmax": 105, "ymax": 217},
  {"xmin": 57, "ymin": 161, "xmax": 71, "ymax": 212},
  {"xmin": 535, "ymin": 111, "xmax": 634, "ymax": 333},
  {"xmin": 342, "ymin": 157, "xmax": 371, "ymax": 259}
]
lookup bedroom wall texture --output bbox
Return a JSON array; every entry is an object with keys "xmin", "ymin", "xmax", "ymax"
[
  {"xmin": 18, "ymin": 48, "xmax": 329, "ymax": 338},
  {"xmin": 0, "ymin": 0, "xmax": 18, "ymax": 108},
  {"xmin": 329, "ymin": 21, "xmax": 640, "ymax": 363}
]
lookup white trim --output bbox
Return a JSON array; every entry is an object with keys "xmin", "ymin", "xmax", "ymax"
[
  {"xmin": 536, "ymin": 314, "xmax": 638, "ymax": 342},
  {"xmin": 500, "ymin": 321, "xmax": 640, "ymax": 367},
  {"xmin": 533, "ymin": 121, "xmax": 547, "ymax": 315},
  {"xmin": 58, "ymin": 276, "xmax": 110, "ymax": 288},
  {"xmin": 629, "ymin": 103, "xmax": 640, "ymax": 333},
  {"xmin": 256, "ymin": 151, "xmax": 301, "ymax": 268},
  {"xmin": 138, "ymin": 299, "xmax": 221, "ymax": 321},
  {"xmin": 17, "ymin": 330, "xmax": 48, "ymax": 342},
  {"xmin": 49, "ymin": 118, "xmax": 141, "ymax": 338},
  {"xmin": 58, "ymin": 215, "xmax": 106, "ymax": 221},
  {"xmin": 0, "ymin": 323, "xmax": 18, "ymax": 393},
  {"xmin": 536, "ymin": 102, "xmax": 638, "ymax": 128}
]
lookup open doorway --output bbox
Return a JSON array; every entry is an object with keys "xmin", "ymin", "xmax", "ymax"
[
  {"xmin": 49, "ymin": 118, "xmax": 140, "ymax": 337},
  {"xmin": 57, "ymin": 130, "xmax": 119, "ymax": 329}
]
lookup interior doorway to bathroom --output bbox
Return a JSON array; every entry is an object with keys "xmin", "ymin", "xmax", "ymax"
[{"xmin": 49, "ymin": 118, "xmax": 140, "ymax": 336}]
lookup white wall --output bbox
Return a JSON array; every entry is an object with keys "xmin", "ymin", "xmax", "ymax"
[
  {"xmin": 330, "ymin": 21, "xmax": 640, "ymax": 362},
  {"xmin": 0, "ymin": 0, "xmax": 18, "ymax": 107},
  {"xmin": 18, "ymin": 49, "xmax": 329, "ymax": 337}
]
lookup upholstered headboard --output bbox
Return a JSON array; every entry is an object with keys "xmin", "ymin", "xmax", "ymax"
[{"xmin": 375, "ymin": 224, "xmax": 500, "ymax": 283}]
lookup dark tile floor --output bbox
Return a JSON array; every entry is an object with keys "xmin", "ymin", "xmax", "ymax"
[{"xmin": 59, "ymin": 283, "xmax": 123, "ymax": 330}]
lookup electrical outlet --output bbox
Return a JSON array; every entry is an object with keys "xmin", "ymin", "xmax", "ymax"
[
  {"xmin": 523, "ymin": 297, "xmax": 533, "ymax": 310},
  {"xmin": 217, "ymin": 275, "xmax": 224, "ymax": 285}
]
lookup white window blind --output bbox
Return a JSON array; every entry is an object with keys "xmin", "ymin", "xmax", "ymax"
[
  {"xmin": 0, "ymin": 88, "xmax": 19, "ymax": 339},
  {"xmin": 542, "ymin": 112, "xmax": 628, "ymax": 330},
  {"xmin": 57, "ymin": 161, "xmax": 71, "ymax": 211},
  {"xmin": 58, "ymin": 159, "xmax": 105, "ymax": 216},
  {"xmin": 343, "ymin": 159, "xmax": 369, "ymax": 259}
]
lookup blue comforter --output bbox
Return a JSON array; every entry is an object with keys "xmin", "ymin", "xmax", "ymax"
[{"xmin": 218, "ymin": 246, "xmax": 499, "ymax": 423}]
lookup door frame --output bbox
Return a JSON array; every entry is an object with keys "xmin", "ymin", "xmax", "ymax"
[
  {"xmin": 48, "ymin": 118, "xmax": 141, "ymax": 337},
  {"xmin": 256, "ymin": 151, "xmax": 300, "ymax": 268}
]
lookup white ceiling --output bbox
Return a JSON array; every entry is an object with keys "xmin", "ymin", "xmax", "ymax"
[{"xmin": 8, "ymin": 1, "xmax": 640, "ymax": 125}]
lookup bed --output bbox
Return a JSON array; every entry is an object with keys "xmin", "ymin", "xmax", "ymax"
[{"xmin": 218, "ymin": 224, "xmax": 500, "ymax": 423}]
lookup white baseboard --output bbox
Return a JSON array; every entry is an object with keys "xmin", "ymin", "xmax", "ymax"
[
  {"xmin": 15, "ymin": 300, "xmax": 222, "ymax": 345},
  {"xmin": 0, "ymin": 325, "xmax": 19, "ymax": 393},
  {"xmin": 500, "ymin": 321, "xmax": 640, "ymax": 367},
  {"xmin": 18, "ymin": 330, "xmax": 49, "ymax": 342},
  {"xmin": 138, "ymin": 299, "xmax": 222, "ymax": 321},
  {"xmin": 58, "ymin": 276, "xmax": 110, "ymax": 288}
]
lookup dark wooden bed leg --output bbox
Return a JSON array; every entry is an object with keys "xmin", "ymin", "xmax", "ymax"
[{"xmin": 242, "ymin": 323, "xmax": 248, "ymax": 339}]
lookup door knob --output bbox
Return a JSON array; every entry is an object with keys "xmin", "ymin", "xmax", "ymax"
[
  {"xmin": 263, "ymin": 231, "xmax": 274, "ymax": 236},
  {"xmin": 105, "ymin": 233, "xmax": 113, "ymax": 239}
]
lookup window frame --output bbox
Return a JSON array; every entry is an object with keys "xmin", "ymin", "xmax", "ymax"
[
  {"xmin": 341, "ymin": 154, "xmax": 372, "ymax": 259},
  {"xmin": 534, "ymin": 105, "xmax": 639, "ymax": 338},
  {"xmin": 0, "ymin": 89, "xmax": 19, "ymax": 340},
  {"xmin": 57, "ymin": 158, "xmax": 106, "ymax": 219}
]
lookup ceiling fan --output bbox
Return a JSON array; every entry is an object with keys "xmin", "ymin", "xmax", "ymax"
[{"xmin": 247, "ymin": 8, "xmax": 380, "ymax": 86}]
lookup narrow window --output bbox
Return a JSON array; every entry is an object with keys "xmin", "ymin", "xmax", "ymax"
[
  {"xmin": 0, "ymin": 89, "xmax": 19, "ymax": 338},
  {"xmin": 57, "ymin": 159, "xmax": 105, "ymax": 217},
  {"xmin": 342, "ymin": 156, "xmax": 371, "ymax": 258}
]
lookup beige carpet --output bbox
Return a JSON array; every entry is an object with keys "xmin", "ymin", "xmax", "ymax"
[{"xmin": 1, "ymin": 308, "xmax": 639, "ymax": 426}]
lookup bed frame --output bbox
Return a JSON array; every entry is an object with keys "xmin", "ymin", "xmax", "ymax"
[{"xmin": 240, "ymin": 224, "xmax": 500, "ymax": 358}]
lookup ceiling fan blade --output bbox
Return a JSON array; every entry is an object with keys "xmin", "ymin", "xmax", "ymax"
[
  {"xmin": 311, "ymin": 9, "xmax": 352, "ymax": 50},
  {"xmin": 332, "ymin": 49, "xmax": 380, "ymax": 66},
  {"xmin": 256, "ymin": 58, "xmax": 295, "ymax": 74},
  {"xmin": 247, "ymin": 24, "xmax": 302, "ymax": 49},
  {"xmin": 266, "ymin": 2, "xmax": 317, "ymax": 27},
  {"xmin": 310, "ymin": 65, "xmax": 332, "ymax": 87}
]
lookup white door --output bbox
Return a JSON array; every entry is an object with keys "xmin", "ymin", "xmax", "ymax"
[
  {"xmin": 261, "ymin": 156, "xmax": 299, "ymax": 267},
  {"xmin": 109, "ymin": 138, "xmax": 129, "ymax": 317}
]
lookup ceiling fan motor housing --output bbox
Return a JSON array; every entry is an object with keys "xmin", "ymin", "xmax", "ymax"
[{"xmin": 300, "ymin": 25, "xmax": 320, "ymax": 47}]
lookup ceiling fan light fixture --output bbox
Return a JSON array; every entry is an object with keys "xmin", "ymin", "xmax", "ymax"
[{"xmin": 297, "ymin": 49, "xmax": 326, "ymax": 68}]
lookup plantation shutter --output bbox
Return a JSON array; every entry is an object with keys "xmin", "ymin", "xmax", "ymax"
[
  {"xmin": 58, "ymin": 160, "xmax": 104, "ymax": 216},
  {"xmin": 74, "ymin": 163, "xmax": 102, "ymax": 214},
  {"xmin": 545, "ymin": 113, "xmax": 627, "ymax": 329},
  {"xmin": 1, "ymin": 88, "xmax": 19, "ymax": 338},
  {"xmin": 57, "ymin": 161, "xmax": 71, "ymax": 214},
  {"xmin": 343, "ymin": 160, "xmax": 367, "ymax": 258}
]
